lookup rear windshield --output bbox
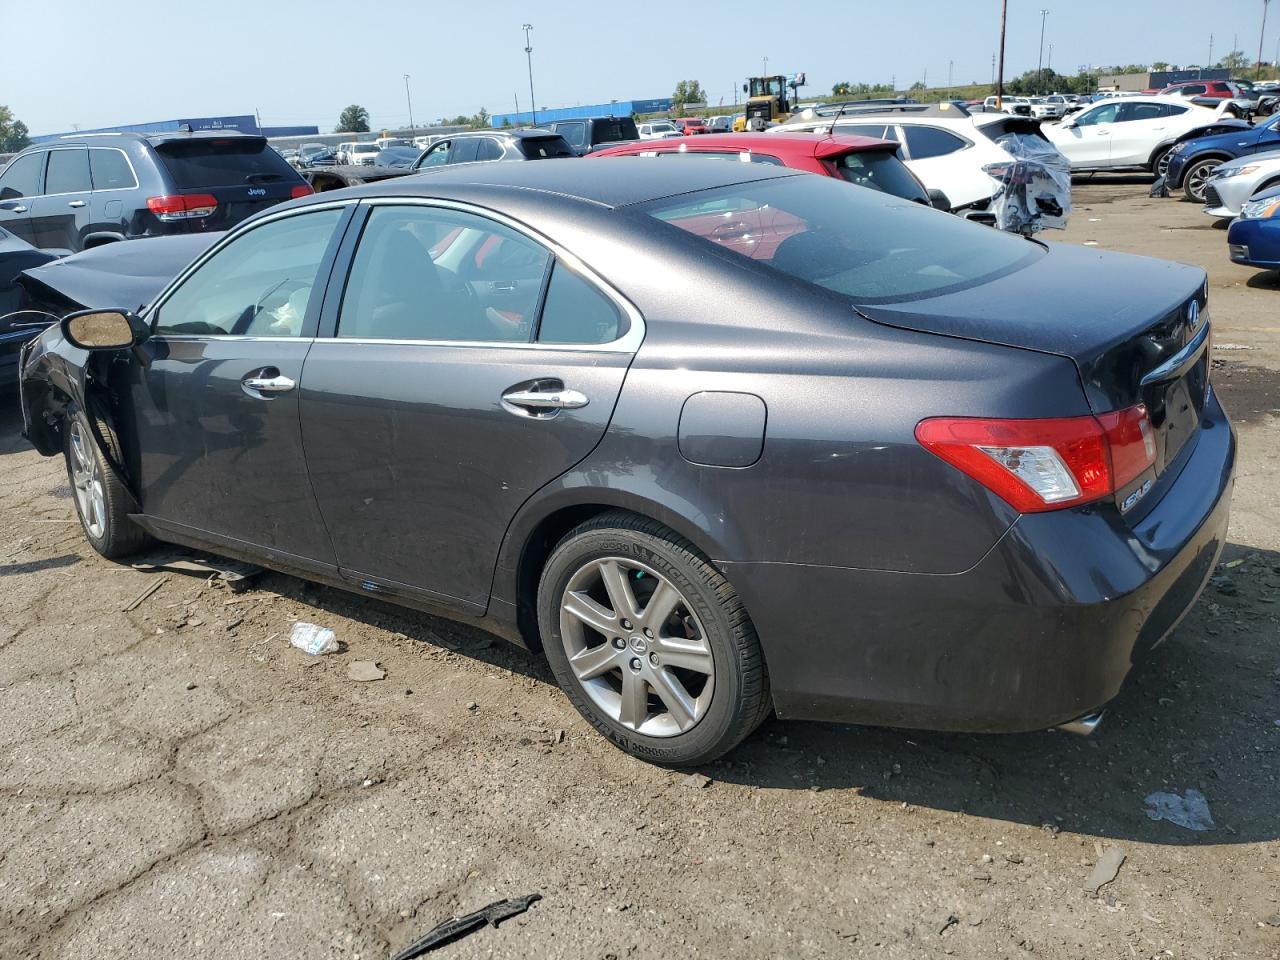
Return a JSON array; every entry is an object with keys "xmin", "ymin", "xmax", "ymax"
[
  {"xmin": 591, "ymin": 118, "xmax": 638, "ymax": 143},
  {"xmin": 831, "ymin": 152, "xmax": 928, "ymax": 203},
  {"xmin": 644, "ymin": 176, "xmax": 1042, "ymax": 304},
  {"xmin": 156, "ymin": 139, "xmax": 297, "ymax": 189},
  {"xmin": 352, "ymin": 143, "xmax": 379, "ymax": 153},
  {"xmin": 520, "ymin": 136, "xmax": 575, "ymax": 159}
]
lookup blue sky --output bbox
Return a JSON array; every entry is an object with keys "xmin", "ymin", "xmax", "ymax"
[{"xmin": 5, "ymin": 0, "xmax": 1275, "ymax": 134}]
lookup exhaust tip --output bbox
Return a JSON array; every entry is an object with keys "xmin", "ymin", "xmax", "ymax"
[{"xmin": 1057, "ymin": 710, "xmax": 1105, "ymax": 736}]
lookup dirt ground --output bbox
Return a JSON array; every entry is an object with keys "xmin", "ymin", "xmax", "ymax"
[{"xmin": 1, "ymin": 177, "xmax": 1278, "ymax": 960}]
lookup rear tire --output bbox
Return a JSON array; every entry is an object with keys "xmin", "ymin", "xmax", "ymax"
[
  {"xmin": 64, "ymin": 403, "xmax": 151, "ymax": 560},
  {"xmin": 537, "ymin": 511, "xmax": 770, "ymax": 766},
  {"xmin": 1181, "ymin": 158, "xmax": 1221, "ymax": 203},
  {"xmin": 1151, "ymin": 147, "xmax": 1172, "ymax": 178}
]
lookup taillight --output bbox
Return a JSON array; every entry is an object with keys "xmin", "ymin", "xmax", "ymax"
[
  {"xmin": 290, "ymin": 184, "xmax": 313, "ymax": 199},
  {"xmin": 146, "ymin": 194, "xmax": 218, "ymax": 220},
  {"xmin": 915, "ymin": 404, "xmax": 1156, "ymax": 513}
]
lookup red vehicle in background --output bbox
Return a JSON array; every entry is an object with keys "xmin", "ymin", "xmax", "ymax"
[
  {"xmin": 590, "ymin": 133, "xmax": 951, "ymax": 209},
  {"xmin": 1160, "ymin": 80, "xmax": 1239, "ymax": 100},
  {"xmin": 673, "ymin": 117, "xmax": 709, "ymax": 135}
]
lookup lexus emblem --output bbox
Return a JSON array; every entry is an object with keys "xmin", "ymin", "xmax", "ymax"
[{"xmin": 1187, "ymin": 300, "xmax": 1200, "ymax": 330}]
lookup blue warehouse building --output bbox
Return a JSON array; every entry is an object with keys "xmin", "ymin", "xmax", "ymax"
[{"xmin": 491, "ymin": 97, "xmax": 673, "ymax": 128}]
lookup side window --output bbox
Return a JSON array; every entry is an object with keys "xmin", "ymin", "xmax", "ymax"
[
  {"xmin": 44, "ymin": 149, "xmax": 92, "ymax": 194},
  {"xmin": 1182, "ymin": 84, "xmax": 1206, "ymax": 96},
  {"xmin": 1119, "ymin": 102, "xmax": 1165, "ymax": 122},
  {"xmin": 475, "ymin": 138, "xmax": 504, "ymax": 161},
  {"xmin": 338, "ymin": 205, "xmax": 551, "ymax": 343},
  {"xmin": 902, "ymin": 126, "xmax": 968, "ymax": 160},
  {"xmin": 89, "ymin": 149, "xmax": 138, "ymax": 190},
  {"xmin": 1075, "ymin": 103, "xmax": 1120, "ymax": 126},
  {"xmin": 451, "ymin": 139, "xmax": 481, "ymax": 163},
  {"xmin": 154, "ymin": 208, "xmax": 342, "ymax": 337},
  {"xmin": 557, "ymin": 122, "xmax": 587, "ymax": 148},
  {"xmin": 536, "ymin": 262, "xmax": 624, "ymax": 345},
  {"xmin": 838, "ymin": 124, "xmax": 890, "ymax": 140},
  {"xmin": 1166, "ymin": 104, "xmax": 1189, "ymax": 117},
  {"xmin": 416, "ymin": 142, "xmax": 450, "ymax": 168},
  {"xmin": 0, "ymin": 152, "xmax": 45, "ymax": 199}
]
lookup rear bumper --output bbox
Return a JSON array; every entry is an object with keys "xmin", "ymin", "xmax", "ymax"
[{"xmin": 722, "ymin": 391, "xmax": 1236, "ymax": 732}]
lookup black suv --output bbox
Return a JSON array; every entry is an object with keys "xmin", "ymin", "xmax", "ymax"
[
  {"xmin": 411, "ymin": 129, "xmax": 575, "ymax": 170},
  {"xmin": 0, "ymin": 131, "xmax": 310, "ymax": 253},
  {"xmin": 544, "ymin": 117, "xmax": 640, "ymax": 156}
]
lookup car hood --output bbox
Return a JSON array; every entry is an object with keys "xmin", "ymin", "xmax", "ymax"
[
  {"xmin": 16, "ymin": 233, "xmax": 221, "ymax": 313},
  {"xmin": 1182, "ymin": 127, "xmax": 1261, "ymax": 152}
]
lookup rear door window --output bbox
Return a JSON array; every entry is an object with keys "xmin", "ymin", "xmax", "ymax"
[
  {"xmin": 0, "ymin": 152, "xmax": 45, "ymax": 199},
  {"xmin": 89, "ymin": 149, "xmax": 138, "ymax": 190},
  {"xmin": 901, "ymin": 126, "xmax": 969, "ymax": 160},
  {"xmin": 1118, "ymin": 102, "xmax": 1166, "ymax": 122},
  {"xmin": 536, "ymin": 262, "xmax": 623, "ymax": 344},
  {"xmin": 475, "ymin": 138, "xmax": 504, "ymax": 161},
  {"xmin": 450, "ymin": 139, "xmax": 482, "ymax": 163},
  {"xmin": 156, "ymin": 138, "xmax": 297, "ymax": 188},
  {"xmin": 44, "ymin": 149, "xmax": 92, "ymax": 194}
]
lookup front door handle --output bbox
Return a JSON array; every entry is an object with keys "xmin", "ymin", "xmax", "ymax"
[
  {"xmin": 502, "ymin": 384, "xmax": 589, "ymax": 414},
  {"xmin": 0, "ymin": 202, "xmax": 28, "ymax": 213},
  {"xmin": 241, "ymin": 372, "xmax": 296, "ymax": 397},
  {"xmin": 68, "ymin": 200, "xmax": 87, "ymax": 208}
]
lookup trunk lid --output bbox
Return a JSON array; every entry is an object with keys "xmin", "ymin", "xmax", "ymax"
[
  {"xmin": 153, "ymin": 136, "xmax": 305, "ymax": 229},
  {"xmin": 857, "ymin": 242, "xmax": 1211, "ymax": 505}
]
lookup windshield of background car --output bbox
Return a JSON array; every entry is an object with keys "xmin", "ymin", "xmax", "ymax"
[
  {"xmin": 156, "ymin": 139, "xmax": 297, "ymax": 188},
  {"xmin": 643, "ymin": 175, "xmax": 1042, "ymax": 304},
  {"xmin": 353, "ymin": 144, "xmax": 379, "ymax": 153},
  {"xmin": 831, "ymin": 151, "xmax": 928, "ymax": 202}
]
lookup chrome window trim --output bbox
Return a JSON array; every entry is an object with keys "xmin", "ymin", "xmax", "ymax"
[
  {"xmin": 345, "ymin": 196, "xmax": 645, "ymax": 354},
  {"xmin": 144, "ymin": 200, "xmax": 357, "ymax": 325},
  {"xmin": 154, "ymin": 335, "xmax": 316, "ymax": 344}
]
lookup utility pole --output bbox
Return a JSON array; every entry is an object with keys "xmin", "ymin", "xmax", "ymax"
[
  {"xmin": 1048, "ymin": 43, "xmax": 1054, "ymax": 75},
  {"xmin": 1258, "ymin": 0, "xmax": 1271, "ymax": 79},
  {"xmin": 1208, "ymin": 33, "xmax": 1214, "ymax": 74},
  {"xmin": 1037, "ymin": 9, "xmax": 1049, "ymax": 95},
  {"xmin": 403, "ymin": 75, "xmax": 415, "ymax": 137},
  {"xmin": 763, "ymin": 56, "xmax": 769, "ymax": 76},
  {"xmin": 522, "ymin": 24, "xmax": 537, "ymax": 126},
  {"xmin": 514, "ymin": 92, "xmax": 520, "ymax": 121},
  {"xmin": 948, "ymin": 59, "xmax": 954, "ymax": 93},
  {"xmin": 991, "ymin": 52, "xmax": 996, "ymax": 87},
  {"xmin": 996, "ymin": 0, "xmax": 1008, "ymax": 107}
]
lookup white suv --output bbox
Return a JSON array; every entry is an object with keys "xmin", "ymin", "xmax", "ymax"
[
  {"xmin": 1042, "ymin": 96, "xmax": 1226, "ymax": 172},
  {"xmin": 773, "ymin": 105, "xmax": 1064, "ymax": 210}
]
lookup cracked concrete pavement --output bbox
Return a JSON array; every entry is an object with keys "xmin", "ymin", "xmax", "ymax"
[{"xmin": 0, "ymin": 177, "xmax": 1278, "ymax": 959}]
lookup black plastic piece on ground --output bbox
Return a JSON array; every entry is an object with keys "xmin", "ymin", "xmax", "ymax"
[{"xmin": 390, "ymin": 893, "xmax": 542, "ymax": 960}]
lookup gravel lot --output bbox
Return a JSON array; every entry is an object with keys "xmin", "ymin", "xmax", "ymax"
[{"xmin": 1, "ymin": 177, "xmax": 1278, "ymax": 960}]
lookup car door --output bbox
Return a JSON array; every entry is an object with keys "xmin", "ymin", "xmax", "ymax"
[
  {"xmin": 414, "ymin": 140, "xmax": 451, "ymax": 169},
  {"xmin": 1107, "ymin": 101, "xmax": 1172, "ymax": 166},
  {"xmin": 29, "ymin": 147, "xmax": 93, "ymax": 252},
  {"xmin": 1052, "ymin": 101, "xmax": 1121, "ymax": 167},
  {"xmin": 0, "ymin": 151, "xmax": 45, "ymax": 245},
  {"xmin": 124, "ymin": 203, "xmax": 353, "ymax": 568},
  {"xmin": 298, "ymin": 201, "xmax": 639, "ymax": 611}
]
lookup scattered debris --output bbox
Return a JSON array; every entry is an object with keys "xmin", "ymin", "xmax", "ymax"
[
  {"xmin": 1211, "ymin": 575, "xmax": 1239, "ymax": 596},
  {"xmin": 465, "ymin": 701, "xmax": 478, "ymax": 711},
  {"xmin": 971, "ymin": 872, "xmax": 992, "ymax": 883},
  {"xmin": 390, "ymin": 893, "xmax": 542, "ymax": 960},
  {"xmin": 938, "ymin": 915, "xmax": 958, "ymax": 935},
  {"xmin": 132, "ymin": 554, "xmax": 263, "ymax": 590},
  {"xmin": 1004, "ymin": 853, "xmax": 1024, "ymax": 864},
  {"xmin": 289, "ymin": 622, "xmax": 339, "ymax": 656},
  {"xmin": 185, "ymin": 682, "xmax": 197, "ymax": 691},
  {"xmin": 121, "ymin": 576, "xmax": 168, "ymax": 612},
  {"xmin": 1214, "ymin": 343, "xmax": 1253, "ymax": 351},
  {"xmin": 1144, "ymin": 789, "xmax": 1215, "ymax": 831},
  {"xmin": 684, "ymin": 773, "xmax": 712, "ymax": 789},
  {"xmin": 1083, "ymin": 240, "xmax": 1099, "ymax": 246},
  {"xmin": 1083, "ymin": 847, "xmax": 1126, "ymax": 894},
  {"xmin": 555, "ymin": 729, "xmax": 566, "ymax": 744},
  {"xmin": 1264, "ymin": 913, "xmax": 1280, "ymax": 928},
  {"xmin": 348, "ymin": 660, "xmax": 385, "ymax": 682}
]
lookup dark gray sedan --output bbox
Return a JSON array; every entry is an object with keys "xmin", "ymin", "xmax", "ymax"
[{"xmin": 19, "ymin": 159, "xmax": 1234, "ymax": 765}]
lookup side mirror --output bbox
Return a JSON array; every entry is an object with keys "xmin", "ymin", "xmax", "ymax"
[
  {"xmin": 61, "ymin": 309, "xmax": 148, "ymax": 351},
  {"xmin": 1063, "ymin": 120, "xmax": 1078, "ymax": 129},
  {"xmin": 927, "ymin": 188, "xmax": 952, "ymax": 211}
]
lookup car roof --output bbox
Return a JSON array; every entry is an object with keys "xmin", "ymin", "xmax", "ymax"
[
  {"xmin": 449, "ymin": 128, "xmax": 565, "ymax": 140},
  {"xmin": 593, "ymin": 132, "xmax": 897, "ymax": 159},
  {"xmin": 307, "ymin": 156, "xmax": 801, "ymax": 209}
]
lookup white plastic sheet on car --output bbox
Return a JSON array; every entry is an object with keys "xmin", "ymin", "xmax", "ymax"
[{"xmin": 983, "ymin": 134, "xmax": 1073, "ymax": 235}]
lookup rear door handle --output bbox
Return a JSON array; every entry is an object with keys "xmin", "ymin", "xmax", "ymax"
[
  {"xmin": 68, "ymin": 200, "xmax": 87, "ymax": 208},
  {"xmin": 241, "ymin": 372, "xmax": 296, "ymax": 397},
  {"xmin": 501, "ymin": 384, "xmax": 589, "ymax": 415}
]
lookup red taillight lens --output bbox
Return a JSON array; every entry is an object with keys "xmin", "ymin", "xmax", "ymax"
[
  {"xmin": 290, "ymin": 184, "xmax": 313, "ymax": 199},
  {"xmin": 146, "ymin": 194, "xmax": 218, "ymax": 219},
  {"xmin": 915, "ymin": 404, "xmax": 1156, "ymax": 513}
]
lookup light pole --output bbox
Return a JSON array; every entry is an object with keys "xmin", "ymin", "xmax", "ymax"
[
  {"xmin": 763, "ymin": 56, "xmax": 769, "ymax": 76},
  {"xmin": 522, "ymin": 24, "xmax": 537, "ymax": 126},
  {"xmin": 1037, "ymin": 9, "xmax": 1049, "ymax": 95},
  {"xmin": 403, "ymin": 74, "xmax": 415, "ymax": 138},
  {"xmin": 996, "ymin": 0, "xmax": 1008, "ymax": 107},
  {"xmin": 1258, "ymin": 0, "xmax": 1271, "ymax": 80}
]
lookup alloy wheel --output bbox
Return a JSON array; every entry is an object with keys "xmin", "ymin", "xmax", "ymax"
[
  {"xmin": 1156, "ymin": 151, "xmax": 1173, "ymax": 178},
  {"xmin": 1186, "ymin": 163, "xmax": 1215, "ymax": 202},
  {"xmin": 68, "ymin": 420, "xmax": 106, "ymax": 540},
  {"xmin": 559, "ymin": 557, "xmax": 715, "ymax": 738}
]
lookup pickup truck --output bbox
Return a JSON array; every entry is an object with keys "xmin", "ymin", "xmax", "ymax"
[{"xmin": 543, "ymin": 116, "xmax": 639, "ymax": 156}]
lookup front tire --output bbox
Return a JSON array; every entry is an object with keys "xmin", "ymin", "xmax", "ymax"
[
  {"xmin": 1152, "ymin": 147, "xmax": 1173, "ymax": 178},
  {"xmin": 64, "ymin": 405, "xmax": 150, "ymax": 559},
  {"xmin": 1181, "ymin": 158, "xmax": 1221, "ymax": 203},
  {"xmin": 537, "ymin": 511, "xmax": 770, "ymax": 766}
]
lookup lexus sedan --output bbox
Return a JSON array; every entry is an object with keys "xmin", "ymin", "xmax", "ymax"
[{"xmin": 19, "ymin": 159, "xmax": 1234, "ymax": 766}]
